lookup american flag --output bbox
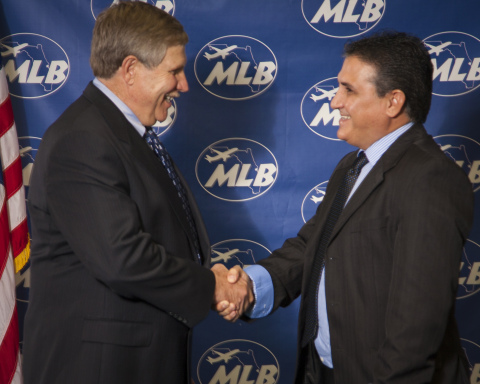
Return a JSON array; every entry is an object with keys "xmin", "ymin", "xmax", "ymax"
[{"xmin": 0, "ymin": 63, "xmax": 29, "ymax": 383}]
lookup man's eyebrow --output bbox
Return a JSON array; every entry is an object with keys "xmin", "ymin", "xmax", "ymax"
[
  {"xmin": 170, "ymin": 65, "xmax": 185, "ymax": 72},
  {"xmin": 339, "ymin": 80, "xmax": 353, "ymax": 88}
]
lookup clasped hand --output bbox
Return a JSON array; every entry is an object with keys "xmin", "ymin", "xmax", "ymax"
[{"xmin": 211, "ymin": 264, "xmax": 254, "ymax": 322}]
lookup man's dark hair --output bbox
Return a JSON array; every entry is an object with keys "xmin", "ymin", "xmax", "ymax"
[{"xmin": 344, "ymin": 31, "xmax": 433, "ymax": 124}]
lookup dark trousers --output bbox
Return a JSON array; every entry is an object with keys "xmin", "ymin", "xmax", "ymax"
[{"xmin": 303, "ymin": 342, "xmax": 335, "ymax": 384}]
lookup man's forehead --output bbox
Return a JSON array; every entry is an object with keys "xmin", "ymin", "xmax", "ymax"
[
  {"xmin": 162, "ymin": 45, "xmax": 187, "ymax": 64},
  {"xmin": 338, "ymin": 56, "xmax": 377, "ymax": 83}
]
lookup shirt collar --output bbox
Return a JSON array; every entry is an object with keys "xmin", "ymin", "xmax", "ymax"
[
  {"xmin": 92, "ymin": 77, "xmax": 146, "ymax": 137},
  {"xmin": 361, "ymin": 122, "xmax": 414, "ymax": 166}
]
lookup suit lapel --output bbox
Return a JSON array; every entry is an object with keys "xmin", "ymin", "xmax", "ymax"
[
  {"xmin": 177, "ymin": 170, "xmax": 211, "ymax": 265},
  {"xmin": 82, "ymin": 82, "xmax": 200, "ymax": 260},
  {"xmin": 329, "ymin": 124, "xmax": 427, "ymax": 243},
  {"xmin": 314, "ymin": 160, "xmax": 351, "ymax": 237},
  {"xmin": 302, "ymin": 157, "xmax": 353, "ymax": 273}
]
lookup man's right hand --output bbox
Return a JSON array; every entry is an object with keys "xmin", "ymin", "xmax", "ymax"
[{"xmin": 211, "ymin": 264, "xmax": 254, "ymax": 322}]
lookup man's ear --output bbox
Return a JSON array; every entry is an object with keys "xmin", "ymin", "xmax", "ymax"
[
  {"xmin": 386, "ymin": 89, "xmax": 406, "ymax": 118},
  {"xmin": 121, "ymin": 55, "xmax": 138, "ymax": 85}
]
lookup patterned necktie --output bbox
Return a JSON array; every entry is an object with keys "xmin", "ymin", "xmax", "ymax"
[
  {"xmin": 302, "ymin": 151, "xmax": 369, "ymax": 347},
  {"xmin": 144, "ymin": 128, "xmax": 202, "ymax": 264}
]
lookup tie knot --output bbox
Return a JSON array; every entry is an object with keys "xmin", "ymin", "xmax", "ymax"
[
  {"xmin": 144, "ymin": 127, "xmax": 155, "ymax": 139},
  {"xmin": 144, "ymin": 128, "xmax": 166, "ymax": 152},
  {"xmin": 352, "ymin": 151, "xmax": 368, "ymax": 173}
]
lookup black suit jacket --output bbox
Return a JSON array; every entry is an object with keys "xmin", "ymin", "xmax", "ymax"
[
  {"xmin": 23, "ymin": 82, "xmax": 215, "ymax": 384},
  {"xmin": 259, "ymin": 124, "xmax": 474, "ymax": 383}
]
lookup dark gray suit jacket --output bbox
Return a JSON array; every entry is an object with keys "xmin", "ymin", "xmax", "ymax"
[
  {"xmin": 23, "ymin": 82, "xmax": 215, "ymax": 384},
  {"xmin": 259, "ymin": 124, "xmax": 474, "ymax": 383}
]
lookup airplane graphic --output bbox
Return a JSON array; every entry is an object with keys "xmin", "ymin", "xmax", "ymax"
[
  {"xmin": 310, "ymin": 87, "xmax": 338, "ymax": 102},
  {"xmin": 425, "ymin": 41, "xmax": 452, "ymax": 56},
  {"xmin": 205, "ymin": 148, "xmax": 239, "ymax": 163},
  {"xmin": 1, "ymin": 43, "xmax": 29, "ymax": 58},
  {"xmin": 440, "ymin": 144, "xmax": 452, "ymax": 151},
  {"xmin": 211, "ymin": 249, "xmax": 240, "ymax": 263},
  {"xmin": 310, "ymin": 193, "xmax": 325, "ymax": 204},
  {"xmin": 19, "ymin": 146, "xmax": 33, "ymax": 156},
  {"xmin": 204, "ymin": 45, "xmax": 238, "ymax": 60},
  {"xmin": 207, "ymin": 349, "xmax": 241, "ymax": 364}
]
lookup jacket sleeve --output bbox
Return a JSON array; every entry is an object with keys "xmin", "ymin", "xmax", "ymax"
[{"xmin": 257, "ymin": 152, "xmax": 354, "ymax": 313}]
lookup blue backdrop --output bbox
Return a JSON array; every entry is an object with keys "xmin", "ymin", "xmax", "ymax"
[{"xmin": 1, "ymin": 1, "xmax": 479, "ymax": 382}]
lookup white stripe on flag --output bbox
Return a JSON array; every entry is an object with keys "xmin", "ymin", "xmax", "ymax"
[{"xmin": 0, "ymin": 126, "xmax": 20, "ymax": 171}]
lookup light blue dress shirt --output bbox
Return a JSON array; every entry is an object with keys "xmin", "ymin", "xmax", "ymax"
[
  {"xmin": 245, "ymin": 122, "xmax": 413, "ymax": 368},
  {"xmin": 92, "ymin": 78, "xmax": 146, "ymax": 137}
]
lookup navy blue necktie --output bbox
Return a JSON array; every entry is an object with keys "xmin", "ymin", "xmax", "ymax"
[
  {"xmin": 302, "ymin": 152, "xmax": 369, "ymax": 347},
  {"xmin": 144, "ymin": 128, "xmax": 202, "ymax": 264}
]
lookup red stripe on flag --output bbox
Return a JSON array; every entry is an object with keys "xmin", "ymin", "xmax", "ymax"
[
  {"xmin": 0, "ymin": 307, "xmax": 19, "ymax": 384},
  {"xmin": 0, "ymin": 200, "xmax": 10, "ymax": 276},
  {"xmin": 0, "ymin": 96, "xmax": 14, "ymax": 136},
  {"xmin": 10, "ymin": 219, "xmax": 28, "ymax": 259},
  {"xmin": 3, "ymin": 157, "xmax": 23, "ymax": 200}
]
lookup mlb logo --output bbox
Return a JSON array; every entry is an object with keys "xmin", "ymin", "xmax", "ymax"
[
  {"xmin": 424, "ymin": 31, "xmax": 480, "ymax": 97},
  {"xmin": 197, "ymin": 339, "xmax": 280, "ymax": 384},
  {"xmin": 434, "ymin": 134, "xmax": 480, "ymax": 193},
  {"xmin": 461, "ymin": 339, "xmax": 480, "ymax": 382},
  {"xmin": 457, "ymin": 240, "xmax": 480, "ymax": 300},
  {"xmin": 301, "ymin": 181, "xmax": 329, "ymax": 223},
  {"xmin": 196, "ymin": 138, "xmax": 278, "ymax": 202},
  {"xmin": 0, "ymin": 34, "xmax": 70, "ymax": 99},
  {"xmin": 210, "ymin": 239, "xmax": 271, "ymax": 269},
  {"xmin": 302, "ymin": 0, "xmax": 385, "ymax": 38},
  {"xmin": 301, "ymin": 78, "xmax": 341, "ymax": 141},
  {"xmin": 195, "ymin": 36, "xmax": 278, "ymax": 100}
]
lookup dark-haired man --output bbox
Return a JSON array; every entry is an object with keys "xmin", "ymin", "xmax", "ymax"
[
  {"xmin": 222, "ymin": 32, "xmax": 474, "ymax": 383},
  {"xmin": 22, "ymin": 2, "xmax": 250, "ymax": 383}
]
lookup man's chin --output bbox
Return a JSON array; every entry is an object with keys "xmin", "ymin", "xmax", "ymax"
[
  {"xmin": 154, "ymin": 108, "xmax": 169, "ymax": 124},
  {"xmin": 154, "ymin": 116, "xmax": 167, "ymax": 125},
  {"xmin": 336, "ymin": 128, "xmax": 347, "ymax": 142}
]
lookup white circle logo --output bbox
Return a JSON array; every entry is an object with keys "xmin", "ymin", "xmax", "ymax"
[
  {"xmin": 301, "ymin": 77, "xmax": 340, "ymax": 140},
  {"xmin": 461, "ymin": 339, "xmax": 480, "ymax": 382},
  {"xmin": 194, "ymin": 36, "xmax": 278, "ymax": 100},
  {"xmin": 210, "ymin": 239, "xmax": 271, "ymax": 269},
  {"xmin": 434, "ymin": 134, "xmax": 480, "ymax": 193},
  {"xmin": 424, "ymin": 31, "xmax": 480, "ymax": 97},
  {"xmin": 301, "ymin": 0, "xmax": 385, "ymax": 38},
  {"xmin": 458, "ymin": 239, "xmax": 480, "ymax": 299},
  {"xmin": 0, "ymin": 34, "xmax": 70, "ymax": 99},
  {"xmin": 301, "ymin": 180, "xmax": 329, "ymax": 223},
  {"xmin": 197, "ymin": 339, "xmax": 280, "ymax": 384},
  {"xmin": 196, "ymin": 138, "xmax": 278, "ymax": 202}
]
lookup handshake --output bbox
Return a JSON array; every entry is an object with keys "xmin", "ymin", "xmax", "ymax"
[{"xmin": 211, "ymin": 264, "xmax": 255, "ymax": 322}]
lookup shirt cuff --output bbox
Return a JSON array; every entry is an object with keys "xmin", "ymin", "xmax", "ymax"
[{"xmin": 244, "ymin": 265, "xmax": 274, "ymax": 318}]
